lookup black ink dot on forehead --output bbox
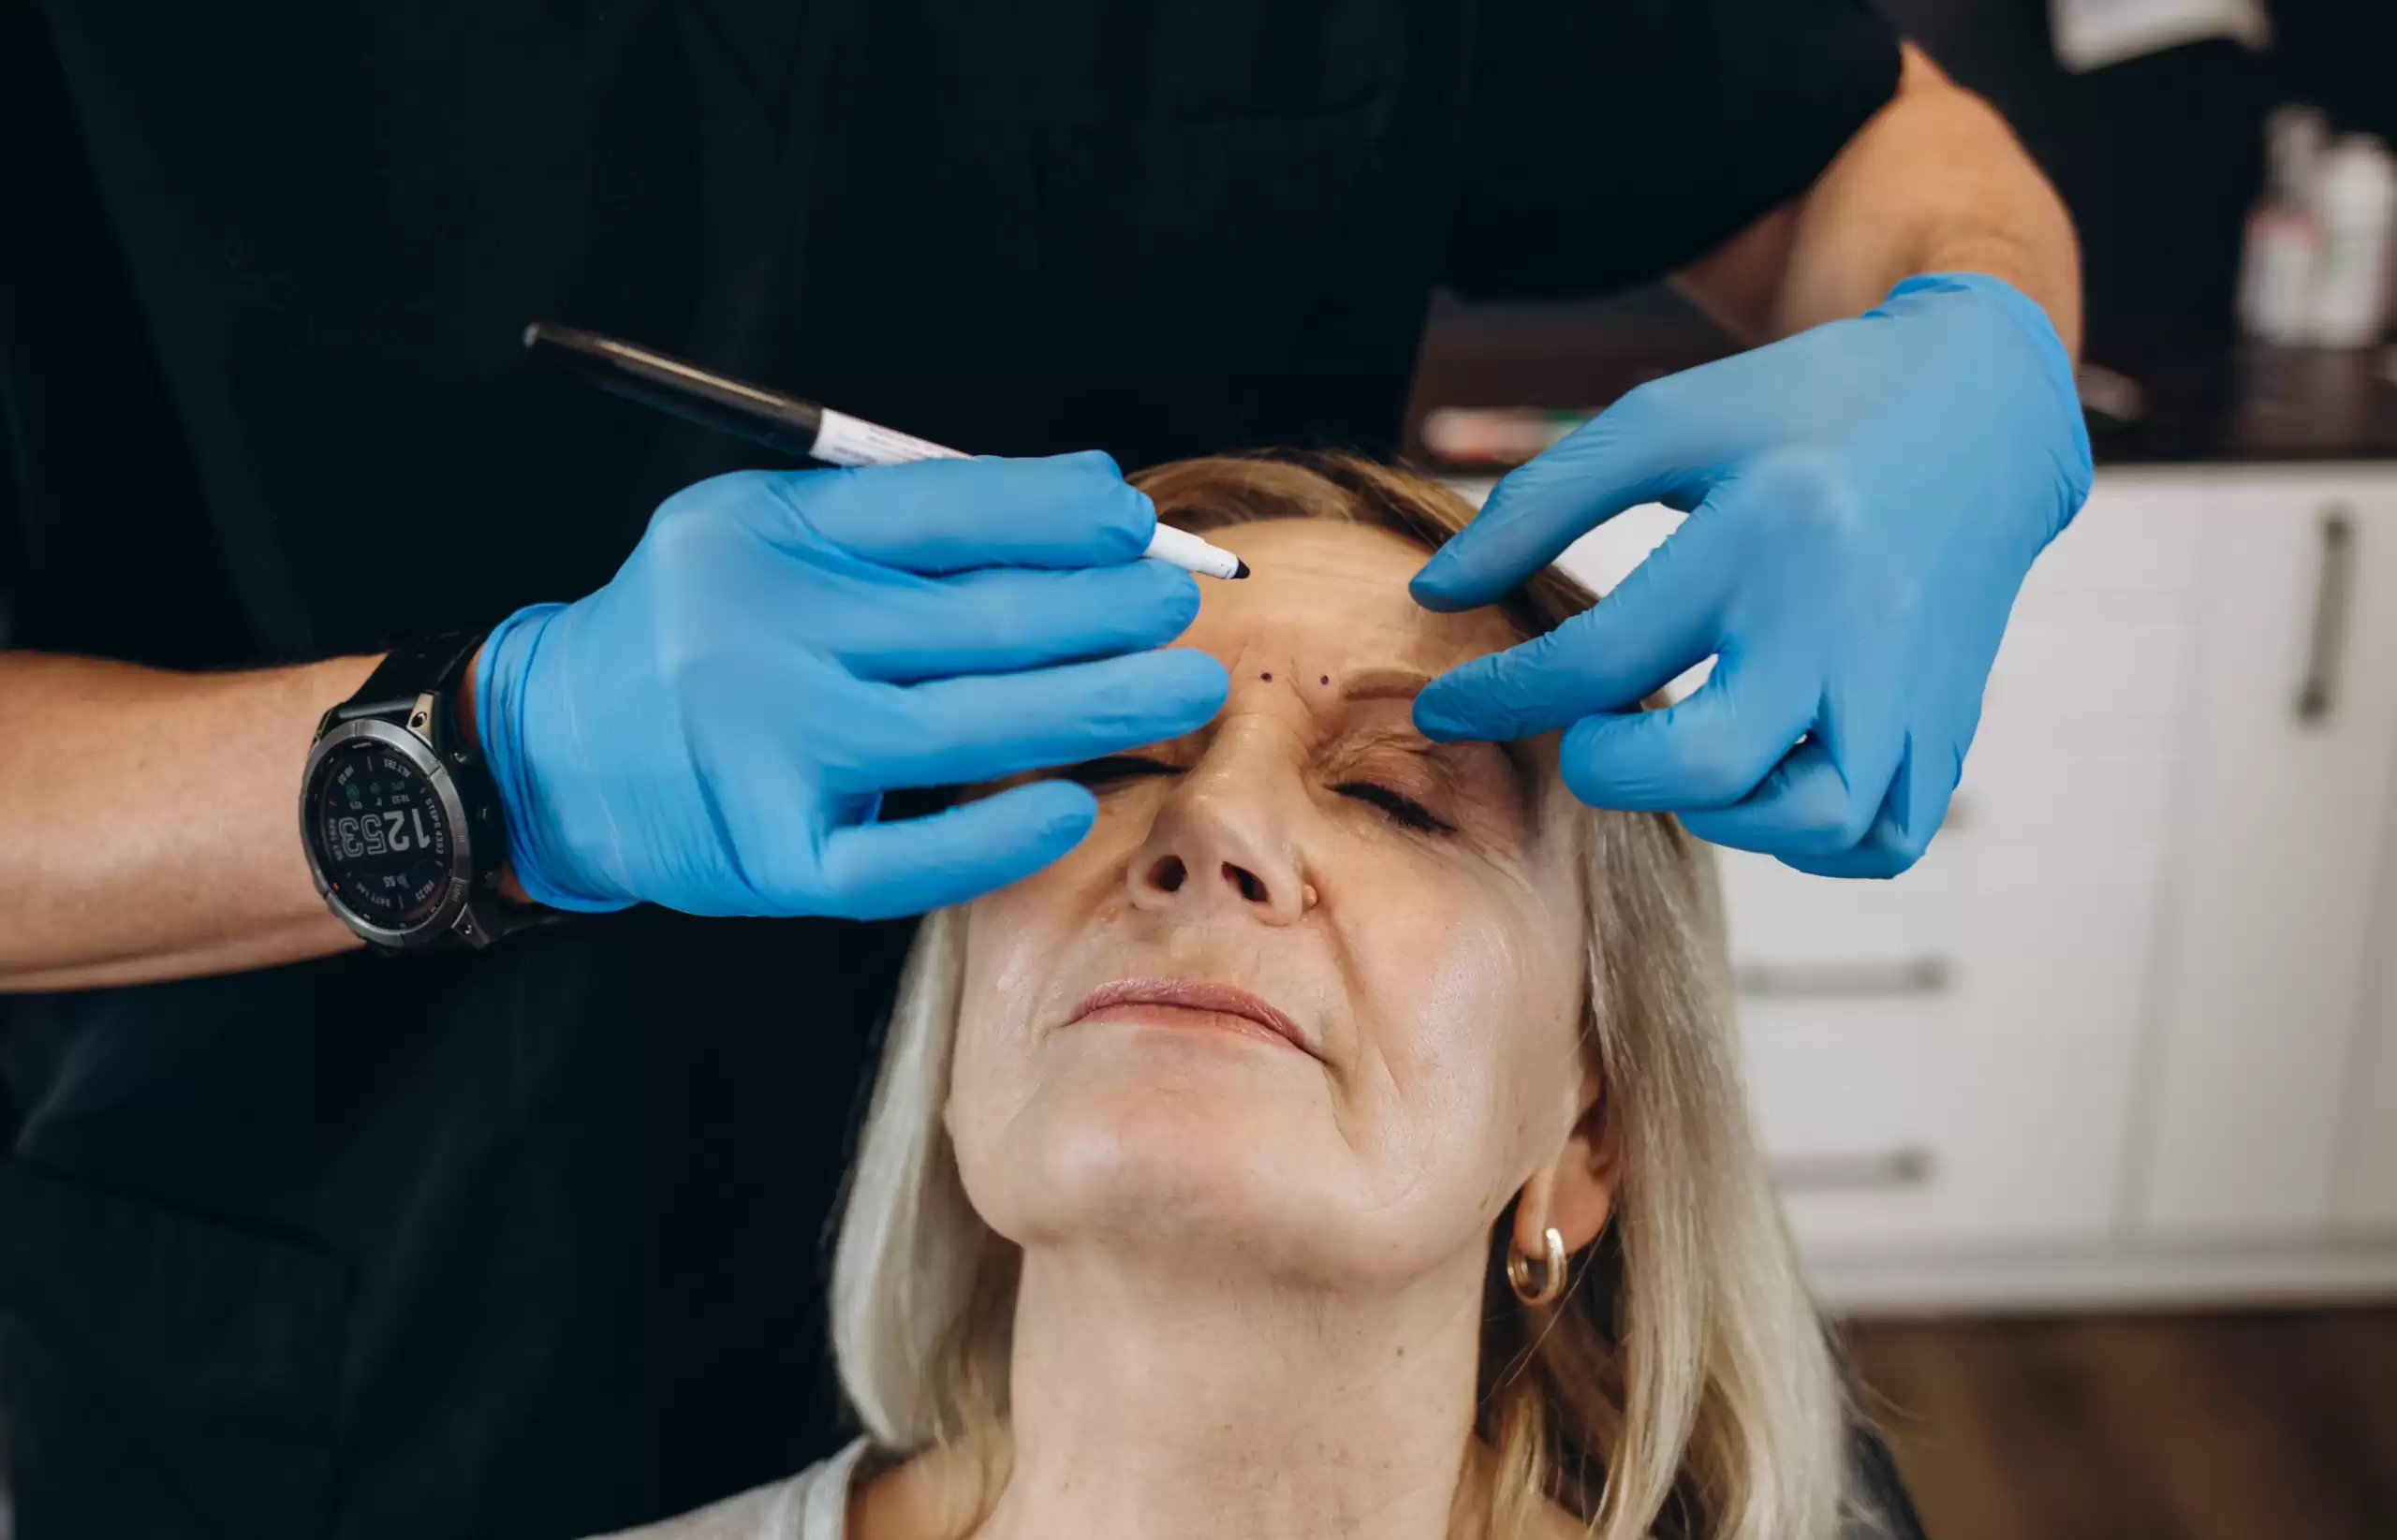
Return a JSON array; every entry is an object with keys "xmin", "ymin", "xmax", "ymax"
[
  {"xmin": 1320, "ymin": 675, "xmax": 1330, "ymax": 685},
  {"xmin": 1260, "ymin": 672, "xmax": 1272, "ymax": 682}
]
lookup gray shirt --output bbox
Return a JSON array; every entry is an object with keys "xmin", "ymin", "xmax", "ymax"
[
  {"xmin": 591, "ymin": 1433, "xmax": 1919, "ymax": 1539},
  {"xmin": 591, "ymin": 1441, "xmax": 870, "ymax": 1540}
]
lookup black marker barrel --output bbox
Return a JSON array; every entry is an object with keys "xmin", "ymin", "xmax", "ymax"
[
  {"xmin": 522, "ymin": 323, "xmax": 828, "ymax": 459},
  {"xmin": 522, "ymin": 321, "xmax": 1246, "ymax": 579}
]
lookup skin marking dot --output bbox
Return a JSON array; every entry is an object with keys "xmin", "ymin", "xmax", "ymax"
[
  {"xmin": 1260, "ymin": 672, "xmax": 1272, "ymax": 682},
  {"xmin": 1320, "ymin": 675, "xmax": 1330, "ymax": 685}
]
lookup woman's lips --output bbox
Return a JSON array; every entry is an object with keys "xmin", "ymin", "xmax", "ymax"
[{"xmin": 1066, "ymin": 976, "xmax": 1317, "ymax": 1060}]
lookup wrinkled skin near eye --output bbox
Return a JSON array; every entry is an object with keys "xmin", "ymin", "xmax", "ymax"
[{"xmin": 944, "ymin": 519, "xmax": 1609, "ymax": 1295}]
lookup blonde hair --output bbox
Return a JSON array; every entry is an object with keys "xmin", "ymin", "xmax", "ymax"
[{"xmin": 831, "ymin": 454, "xmax": 1858, "ymax": 1540}]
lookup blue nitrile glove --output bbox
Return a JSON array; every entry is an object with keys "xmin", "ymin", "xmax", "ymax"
[
  {"xmin": 474, "ymin": 452, "xmax": 1228, "ymax": 919},
  {"xmin": 1411, "ymin": 272, "xmax": 2091, "ymax": 878}
]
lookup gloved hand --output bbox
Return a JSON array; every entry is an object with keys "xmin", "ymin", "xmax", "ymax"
[
  {"xmin": 474, "ymin": 452, "xmax": 1228, "ymax": 919},
  {"xmin": 1410, "ymin": 271, "xmax": 2091, "ymax": 877}
]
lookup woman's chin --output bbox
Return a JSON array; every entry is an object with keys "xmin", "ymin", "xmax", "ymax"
[{"xmin": 970, "ymin": 1059, "xmax": 1343, "ymax": 1259}]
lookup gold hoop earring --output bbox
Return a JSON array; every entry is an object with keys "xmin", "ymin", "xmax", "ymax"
[{"xmin": 1507, "ymin": 1225, "xmax": 1568, "ymax": 1307}]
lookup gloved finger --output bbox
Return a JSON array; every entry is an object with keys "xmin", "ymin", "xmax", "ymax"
[
  {"xmin": 1410, "ymin": 380, "xmax": 1725, "ymax": 612},
  {"xmin": 831, "ymin": 559, "xmax": 1202, "ymax": 682},
  {"xmin": 757, "ymin": 449, "xmax": 1157, "ymax": 573},
  {"xmin": 803, "ymin": 781, "xmax": 1100, "ymax": 920},
  {"xmin": 1776, "ymin": 834, "xmax": 1913, "ymax": 880},
  {"xmin": 1677, "ymin": 740, "xmax": 1882, "ymax": 859},
  {"xmin": 1551, "ymin": 646, "xmax": 1816, "ymax": 813},
  {"xmin": 1413, "ymin": 511, "xmax": 1733, "ymax": 741},
  {"xmin": 853, "ymin": 648, "xmax": 1230, "ymax": 791},
  {"xmin": 1674, "ymin": 682, "xmax": 1907, "ymax": 858},
  {"xmin": 1775, "ymin": 738, "xmax": 1957, "ymax": 878}
]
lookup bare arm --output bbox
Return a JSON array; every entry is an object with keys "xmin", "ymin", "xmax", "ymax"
[
  {"xmin": 1673, "ymin": 42, "xmax": 2081, "ymax": 355},
  {"xmin": 0, "ymin": 651, "xmax": 381, "ymax": 990}
]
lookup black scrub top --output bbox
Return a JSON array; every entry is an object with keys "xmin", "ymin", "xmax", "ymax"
[{"xmin": 0, "ymin": 2, "xmax": 1899, "ymax": 1536}]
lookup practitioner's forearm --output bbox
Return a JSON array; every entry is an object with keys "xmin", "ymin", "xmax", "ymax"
[
  {"xmin": 1675, "ymin": 43, "xmax": 2081, "ymax": 355},
  {"xmin": 0, "ymin": 650, "xmax": 380, "ymax": 990}
]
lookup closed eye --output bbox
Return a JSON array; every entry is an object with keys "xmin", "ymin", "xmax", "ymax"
[
  {"xmin": 1063, "ymin": 755, "xmax": 1179, "ymax": 787},
  {"xmin": 1066, "ymin": 758, "xmax": 1448, "ymax": 832},
  {"xmin": 1335, "ymin": 781, "xmax": 1451, "ymax": 833}
]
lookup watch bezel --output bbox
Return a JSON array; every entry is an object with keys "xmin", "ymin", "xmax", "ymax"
[{"xmin": 300, "ymin": 716, "xmax": 476, "ymax": 948}]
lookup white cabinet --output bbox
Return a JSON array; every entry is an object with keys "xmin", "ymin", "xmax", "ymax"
[
  {"xmin": 1723, "ymin": 474, "xmax": 2204, "ymax": 1259},
  {"xmin": 1743, "ymin": 1018, "xmax": 2142, "ymax": 1248},
  {"xmin": 2139, "ymin": 470, "xmax": 2397, "ymax": 1237},
  {"xmin": 1450, "ymin": 466, "xmax": 2397, "ymax": 1305},
  {"xmin": 2339, "ymin": 826, "xmax": 2397, "ymax": 1225},
  {"xmin": 2340, "ymin": 903, "xmax": 2397, "ymax": 1225}
]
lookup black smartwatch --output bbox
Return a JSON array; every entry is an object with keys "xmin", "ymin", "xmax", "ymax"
[{"xmin": 299, "ymin": 632, "xmax": 554, "ymax": 954}]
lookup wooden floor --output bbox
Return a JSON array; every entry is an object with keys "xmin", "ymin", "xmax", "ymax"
[{"xmin": 1845, "ymin": 1308, "xmax": 2397, "ymax": 1540}]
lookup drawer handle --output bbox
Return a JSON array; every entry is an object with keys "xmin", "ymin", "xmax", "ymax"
[
  {"xmin": 2295, "ymin": 507, "xmax": 2356, "ymax": 726},
  {"xmin": 1772, "ymin": 1147, "xmax": 1935, "ymax": 1193},
  {"xmin": 1736, "ymin": 956, "xmax": 1952, "ymax": 1000}
]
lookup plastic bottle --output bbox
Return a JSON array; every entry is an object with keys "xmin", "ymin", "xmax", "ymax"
[
  {"xmin": 2241, "ymin": 107, "xmax": 2328, "ymax": 342},
  {"xmin": 2306, "ymin": 134, "xmax": 2396, "ymax": 347}
]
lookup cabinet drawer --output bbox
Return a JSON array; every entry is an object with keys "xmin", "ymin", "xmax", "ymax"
[
  {"xmin": 1720, "ymin": 855, "xmax": 2161, "ymax": 1036},
  {"xmin": 1741, "ymin": 1022, "xmax": 2140, "ymax": 1252}
]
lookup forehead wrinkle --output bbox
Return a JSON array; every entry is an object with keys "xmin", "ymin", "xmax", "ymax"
[{"xmin": 1193, "ymin": 526, "xmax": 1521, "ymax": 671}]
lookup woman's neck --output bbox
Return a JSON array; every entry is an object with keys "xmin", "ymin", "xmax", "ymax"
[{"xmin": 964, "ymin": 1243, "xmax": 1492, "ymax": 1540}]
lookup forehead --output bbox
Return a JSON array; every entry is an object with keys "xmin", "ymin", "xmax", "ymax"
[{"xmin": 1182, "ymin": 520, "xmax": 1524, "ymax": 675}]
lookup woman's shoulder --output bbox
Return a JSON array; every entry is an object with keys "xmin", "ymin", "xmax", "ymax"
[{"xmin": 586, "ymin": 1441, "xmax": 874, "ymax": 1540}]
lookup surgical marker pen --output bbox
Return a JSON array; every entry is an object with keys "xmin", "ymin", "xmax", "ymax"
[{"xmin": 523, "ymin": 322, "xmax": 1249, "ymax": 579}]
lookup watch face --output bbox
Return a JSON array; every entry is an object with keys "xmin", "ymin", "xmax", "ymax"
[{"xmin": 306, "ymin": 738, "xmax": 458, "ymax": 931}]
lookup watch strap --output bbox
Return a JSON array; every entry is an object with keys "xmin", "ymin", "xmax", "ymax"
[{"xmin": 334, "ymin": 631, "xmax": 483, "ymax": 724}]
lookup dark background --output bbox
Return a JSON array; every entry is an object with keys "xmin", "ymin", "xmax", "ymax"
[{"xmin": 1890, "ymin": 0, "xmax": 2395, "ymax": 366}]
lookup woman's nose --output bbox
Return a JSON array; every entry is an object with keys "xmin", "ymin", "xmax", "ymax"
[{"xmin": 1126, "ymin": 764, "xmax": 1310, "ymax": 926}]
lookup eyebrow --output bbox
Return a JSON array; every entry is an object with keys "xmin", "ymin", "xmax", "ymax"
[
  {"xmin": 1336, "ymin": 666, "xmax": 1529, "ymax": 785},
  {"xmin": 1339, "ymin": 667, "xmax": 1435, "ymax": 702},
  {"xmin": 1337, "ymin": 717, "xmax": 1540, "ymax": 829}
]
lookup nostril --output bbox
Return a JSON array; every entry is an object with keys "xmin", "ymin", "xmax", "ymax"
[
  {"xmin": 1224, "ymin": 863, "xmax": 1267, "ymax": 903},
  {"xmin": 1150, "ymin": 855, "xmax": 1187, "ymax": 893}
]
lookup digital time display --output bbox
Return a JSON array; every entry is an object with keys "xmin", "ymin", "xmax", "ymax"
[{"xmin": 307, "ymin": 739, "xmax": 456, "ymax": 931}]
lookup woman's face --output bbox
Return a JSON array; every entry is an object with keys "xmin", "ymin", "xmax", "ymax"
[{"xmin": 948, "ymin": 519, "xmax": 1599, "ymax": 1292}]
